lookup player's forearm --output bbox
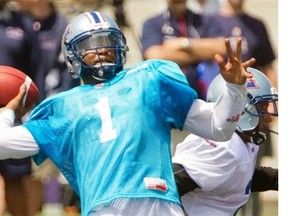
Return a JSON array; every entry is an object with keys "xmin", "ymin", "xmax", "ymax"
[
  {"xmin": 251, "ymin": 165, "xmax": 278, "ymax": 192},
  {"xmin": 184, "ymin": 83, "xmax": 246, "ymax": 141},
  {"xmin": 0, "ymin": 109, "xmax": 15, "ymax": 129},
  {"xmin": 144, "ymin": 37, "xmax": 226, "ymax": 65},
  {"xmin": 173, "ymin": 163, "xmax": 199, "ymax": 196},
  {"xmin": 0, "ymin": 109, "xmax": 39, "ymax": 159},
  {"xmin": 143, "ymin": 45, "xmax": 197, "ymax": 65},
  {"xmin": 184, "ymin": 37, "xmax": 226, "ymax": 61},
  {"xmin": 211, "ymin": 83, "xmax": 247, "ymax": 140}
]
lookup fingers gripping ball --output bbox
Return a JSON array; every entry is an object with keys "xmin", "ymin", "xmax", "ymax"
[{"xmin": 0, "ymin": 65, "xmax": 40, "ymax": 107}]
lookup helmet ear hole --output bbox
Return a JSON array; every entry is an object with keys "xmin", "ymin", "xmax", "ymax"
[{"xmin": 238, "ymin": 101, "xmax": 259, "ymax": 131}]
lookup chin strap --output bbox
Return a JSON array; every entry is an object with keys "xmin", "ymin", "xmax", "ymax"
[
  {"xmin": 236, "ymin": 127, "xmax": 267, "ymax": 146},
  {"xmin": 250, "ymin": 131, "xmax": 267, "ymax": 145}
]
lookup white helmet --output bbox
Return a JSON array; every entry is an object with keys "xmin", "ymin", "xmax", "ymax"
[
  {"xmin": 207, "ymin": 67, "xmax": 278, "ymax": 132},
  {"xmin": 62, "ymin": 11, "xmax": 129, "ymax": 81}
]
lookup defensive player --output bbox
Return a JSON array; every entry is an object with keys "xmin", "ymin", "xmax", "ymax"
[
  {"xmin": 173, "ymin": 68, "xmax": 278, "ymax": 216},
  {"xmin": 0, "ymin": 11, "xmax": 255, "ymax": 216}
]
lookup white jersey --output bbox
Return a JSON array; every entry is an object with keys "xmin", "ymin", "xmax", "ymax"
[{"xmin": 172, "ymin": 133, "xmax": 259, "ymax": 216}]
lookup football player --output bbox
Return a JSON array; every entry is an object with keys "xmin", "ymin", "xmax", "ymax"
[
  {"xmin": 173, "ymin": 68, "xmax": 278, "ymax": 216},
  {"xmin": 0, "ymin": 11, "xmax": 255, "ymax": 216}
]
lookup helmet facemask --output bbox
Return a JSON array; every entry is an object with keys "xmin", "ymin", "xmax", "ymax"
[
  {"xmin": 239, "ymin": 89, "xmax": 278, "ymax": 136},
  {"xmin": 239, "ymin": 96, "xmax": 278, "ymax": 145},
  {"xmin": 66, "ymin": 29, "xmax": 128, "ymax": 81},
  {"xmin": 62, "ymin": 11, "xmax": 129, "ymax": 82},
  {"xmin": 245, "ymin": 89, "xmax": 278, "ymax": 118}
]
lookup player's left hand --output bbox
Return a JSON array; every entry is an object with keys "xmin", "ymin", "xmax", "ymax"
[{"xmin": 215, "ymin": 37, "xmax": 256, "ymax": 85}]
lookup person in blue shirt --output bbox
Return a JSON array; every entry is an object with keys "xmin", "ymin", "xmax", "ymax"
[
  {"xmin": 140, "ymin": 0, "xmax": 227, "ymax": 100},
  {"xmin": 0, "ymin": 11, "xmax": 255, "ymax": 216}
]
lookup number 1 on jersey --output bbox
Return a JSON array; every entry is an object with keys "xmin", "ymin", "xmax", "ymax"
[{"xmin": 95, "ymin": 97, "xmax": 117, "ymax": 143}]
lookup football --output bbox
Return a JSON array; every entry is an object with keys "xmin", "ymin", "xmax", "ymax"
[{"xmin": 0, "ymin": 65, "xmax": 40, "ymax": 108}]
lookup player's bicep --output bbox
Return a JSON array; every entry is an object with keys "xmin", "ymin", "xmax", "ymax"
[
  {"xmin": 0, "ymin": 126, "xmax": 39, "ymax": 159},
  {"xmin": 184, "ymin": 100, "xmax": 217, "ymax": 138}
]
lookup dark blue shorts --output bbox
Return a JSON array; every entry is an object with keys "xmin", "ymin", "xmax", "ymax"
[{"xmin": 0, "ymin": 157, "xmax": 32, "ymax": 178}]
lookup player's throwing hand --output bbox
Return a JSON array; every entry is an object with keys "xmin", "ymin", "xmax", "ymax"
[
  {"xmin": 215, "ymin": 37, "xmax": 256, "ymax": 85},
  {"xmin": 3, "ymin": 84, "xmax": 31, "ymax": 118}
]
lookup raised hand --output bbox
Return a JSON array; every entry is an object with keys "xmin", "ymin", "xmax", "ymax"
[{"xmin": 215, "ymin": 37, "xmax": 256, "ymax": 85}]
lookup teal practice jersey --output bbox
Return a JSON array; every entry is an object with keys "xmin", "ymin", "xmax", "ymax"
[{"xmin": 23, "ymin": 59, "xmax": 197, "ymax": 215}]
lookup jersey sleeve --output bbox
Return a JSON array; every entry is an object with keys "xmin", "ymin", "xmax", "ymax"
[
  {"xmin": 22, "ymin": 95, "xmax": 71, "ymax": 165},
  {"xmin": 183, "ymin": 82, "xmax": 246, "ymax": 141},
  {"xmin": 0, "ymin": 109, "xmax": 15, "ymax": 129},
  {"xmin": 0, "ymin": 109, "xmax": 39, "ymax": 159},
  {"xmin": 149, "ymin": 60, "xmax": 198, "ymax": 130}
]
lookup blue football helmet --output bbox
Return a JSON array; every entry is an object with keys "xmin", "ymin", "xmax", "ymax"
[
  {"xmin": 207, "ymin": 67, "xmax": 278, "ymax": 132},
  {"xmin": 62, "ymin": 11, "xmax": 129, "ymax": 81}
]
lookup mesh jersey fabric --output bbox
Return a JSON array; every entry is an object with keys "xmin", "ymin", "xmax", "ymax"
[{"xmin": 23, "ymin": 59, "xmax": 197, "ymax": 216}]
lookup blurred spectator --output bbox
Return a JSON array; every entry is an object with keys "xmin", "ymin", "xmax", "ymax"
[
  {"xmin": 0, "ymin": 0, "xmax": 40, "ymax": 215},
  {"xmin": 189, "ymin": 0, "xmax": 220, "ymax": 14},
  {"xmin": 140, "ymin": 0, "xmax": 226, "ymax": 100},
  {"xmin": 16, "ymin": 0, "xmax": 79, "ymax": 102},
  {"xmin": 214, "ymin": 0, "xmax": 276, "ymax": 86}
]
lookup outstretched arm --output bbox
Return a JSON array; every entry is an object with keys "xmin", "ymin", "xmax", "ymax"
[
  {"xmin": 144, "ymin": 37, "xmax": 227, "ymax": 65},
  {"xmin": 184, "ymin": 38, "xmax": 255, "ymax": 141},
  {"xmin": 0, "ymin": 84, "xmax": 38, "ymax": 159}
]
